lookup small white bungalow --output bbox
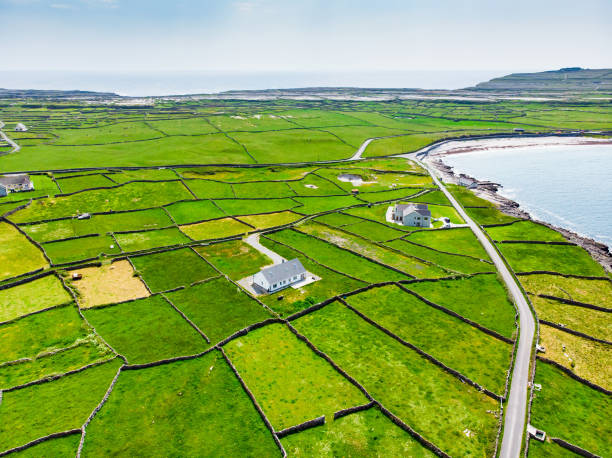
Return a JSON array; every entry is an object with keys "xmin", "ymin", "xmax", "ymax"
[
  {"xmin": 392, "ymin": 203, "xmax": 431, "ymax": 227},
  {"xmin": 14, "ymin": 123, "xmax": 28, "ymax": 132},
  {"xmin": 253, "ymin": 258, "xmax": 306, "ymax": 293}
]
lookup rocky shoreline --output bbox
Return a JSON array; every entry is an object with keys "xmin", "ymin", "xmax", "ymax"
[{"xmin": 427, "ymin": 157, "xmax": 612, "ymax": 274}]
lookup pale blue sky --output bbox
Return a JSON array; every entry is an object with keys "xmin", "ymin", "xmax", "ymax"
[{"xmin": 1, "ymin": 0, "xmax": 610, "ymax": 72}]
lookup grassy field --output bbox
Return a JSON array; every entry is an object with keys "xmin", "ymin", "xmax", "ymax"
[
  {"xmin": 297, "ymin": 222, "xmax": 449, "ymax": 278},
  {"xmin": 130, "ymin": 247, "xmax": 218, "ymax": 292},
  {"xmin": 83, "ymin": 295, "xmax": 208, "ymax": 364},
  {"xmin": 293, "ymin": 302, "xmax": 500, "ymax": 456},
  {"xmin": 282, "ymin": 407, "xmax": 434, "ymax": 457},
  {"xmin": 224, "ymin": 323, "xmax": 367, "ymax": 430},
  {"xmin": 497, "ymin": 243, "xmax": 606, "ymax": 276},
  {"xmin": 82, "ymin": 352, "xmax": 279, "ymax": 456},
  {"xmin": 0, "ymin": 358, "xmax": 122, "ymax": 452},
  {"xmin": 0, "ymin": 98, "xmax": 610, "ymax": 455},
  {"xmin": 114, "ymin": 227, "xmax": 190, "ymax": 252},
  {"xmin": 520, "ymin": 274, "xmax": 612, "ymax": 306},
  {"xmin": 531, "ymin": 361, "xmax": 611, "ymax": 456},
  {"xmin": 346, "ymin": 285, "xmax": 512, "ymax": 393},
  {"xmin": 166, "ymin": 277, "xmax": 272, "ymax": 343},
  {"xmin": 43, "ymin": 234, "xmax": 121, "ymax": 264},
  {"xmin": 486, "ymin": 221, "xmax": 567, "ymax": 242},
  {"xmin": 265, "ymin": 228, "xmax": 411, "ymax": 283},
  {"xmin": 9, "ymin": 181, "xmax": 194, "ymax": 224},
  {"xmin": 0, "ymin": 274, "xmax": 70, "ymax": 322},
  {"xmin": 21, "ymin": 208, "xmax": 174, "ymax": 243},
  {"xmin": 0, "ymin": 338, "xmax": 113, "ymax": 390},
  {"xmin": 0, "ymin": 305, "xmax": 89, "ymax": 363},
  {"xmin": 195, "ymin": 239, "xmax": 272, "ymax": 280},
  {"xmin": 530, "ymin": 295, "xmax": 610, "ymax": 341},
  {"xmin": 404, "ymin": 227, "xmax": 489, "ymax": 258},
  {"xmin": 179, "ymin": 217, "xmax": 252, "ymax": 240},
  {"xmin": 538, "ymin": 325, "xmax": 610, "ymax": 389},
  {"xmin": 407, "ymin": 275, "xmax": 517, "ymax": 339},
  {"xmin": 0, "ymin": 222, "xmax": 48, "ymax": 280}
]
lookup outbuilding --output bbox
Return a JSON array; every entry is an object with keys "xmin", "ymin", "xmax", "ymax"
[
  {"xmin": 14, "ymin": 123, "xmax": 28, "ymax": 132},
  {"xmin": 392, "ymin": 203, "xmax": 431, "ymax": 227},
  {"xmin": 253, "ymin": 258, "xmax": 306, "ymax": 293},
  {"xmin": 0, "ymin": 174, "xmax": 34, "ymax": 193}
]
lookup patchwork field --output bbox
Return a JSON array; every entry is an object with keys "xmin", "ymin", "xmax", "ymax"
[{"xmin": 0, "ymin": 97, "xmax": 610, "ymax": 456}]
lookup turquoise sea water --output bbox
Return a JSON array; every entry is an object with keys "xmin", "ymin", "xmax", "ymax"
[{"xmin": 441, "ymin": 144, "xmax": 612, "ymax": 248}]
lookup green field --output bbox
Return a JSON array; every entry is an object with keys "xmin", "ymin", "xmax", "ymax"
[
  {"xmin": 224, "ymin": 323, "xmax": 367, "ymax": 430},
  {"xmin": 0, "ymin": 96, "xmax": 609, "ymax": 456},
  {"xmin": 83, "ymin": 295, "xmax": 207, "ymax": 364}
]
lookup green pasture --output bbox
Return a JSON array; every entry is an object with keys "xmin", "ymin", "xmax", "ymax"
[
  {"xmin": 224, "ymin": 323, "xmax": 367, "ymax": 431},
  {"xmin": 83, "ymin": 295, "xmax": 207, "ymax": 364},
  {"xmin": 130, "ymin": 247, "xmax": 218, "ymax": 292}
]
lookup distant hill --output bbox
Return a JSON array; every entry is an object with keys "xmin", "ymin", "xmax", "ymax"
[
  {"xmin": 472, "ymin": 68, "xmax": 612, "ymax": 92},
  {"xmin": 0, "ymin": 88, "xmax": 118, "ymax": 98}
]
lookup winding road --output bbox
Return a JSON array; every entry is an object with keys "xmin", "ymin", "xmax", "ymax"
[
  {"xmin": 405, "ymin": 151, "xmax": 535, "ymax": 458},
  {"xmin": 0, "ymin": 121, "xmax": 20, "ymax": 154}
]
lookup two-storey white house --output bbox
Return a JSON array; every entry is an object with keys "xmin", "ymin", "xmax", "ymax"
[
  {"xmin": 253, "ymin": 258, "xmax": 306, "ymax": 293},
  {"xmin": 392, "ymin": 203, "xmax": 431, "ymax": 227}
]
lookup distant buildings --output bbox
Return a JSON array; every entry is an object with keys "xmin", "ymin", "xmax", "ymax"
[
  {"xmin": 253, "ymin": 258, "xmax": 306, "ymax": 293},
  {"xmin": 392, "ymin": 203, "xmax": 431, "ymax": 227},
  {"xmin": 14, "ymin": 123, "xmax": 28, "ymax": 132},
  {"xmin": 0, "ymin": 174, "xmax": 34, "ymax": 196}
]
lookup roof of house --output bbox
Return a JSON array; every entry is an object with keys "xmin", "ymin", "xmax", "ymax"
[
  {"xmin": 259, "ymin": 258, "xmax": 306, "ymax": 285},
  {"xmin": 394, "ymin": 203, "xmax": 431, "ymax": 217},
  {"xmin": 0, "ymin": 174, "xmax": 31, "ymax": 186}
]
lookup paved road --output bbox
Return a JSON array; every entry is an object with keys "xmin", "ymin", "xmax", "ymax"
[
  {"xmin": 350, "ymin": 138, "xmax": 375, "ymax": 160},
  {"xmin": 0, "ymin": 121, "xmax": 20, "ymax": 153},
  {"xmin": 244, "ymin": 233, "xmax": 285, "ymax": 265},
  {"xmin": 405, "ymin": 153, "xmax": 535, "ymax": 458}
]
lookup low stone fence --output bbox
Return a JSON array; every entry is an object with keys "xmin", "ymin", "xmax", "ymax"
[
  {"xmin": 516, "ymin": 271, "xmax": 611, "ymax": 282},
  {"xmin": 219, "ymin": 347, "xmax": 286, "ymax": 457},
  {"xmin": 333, "ymin": 401, "xmax": 376, "ymax": 420},
  {"xmin": 397, "ymin": 284, "xmax": 514, "ymax": 344},
  {"xmin": 539, "ymin": 320, "xmax": 611, "ymax": 345},
  {"xmin": 536, "ymin": 357, "xmax": 611, "ymax": 395},
  {"xmin": 538, "ymin": 294, "xmax": 611, "ymax": 313},
  {"xmin": 0, "ymin": 429, "xmax": 82, "ymax": 457},
  {"xmin": 339, "ymin": 298, "xmax": 503, "ymax": 402},
  {"xmin": 551, "ymin": 438, "xmax": 601, "ymax": 458},
  {"xmin": 275, "ymin": 415, "xmax": 325, "ymax": 439}
]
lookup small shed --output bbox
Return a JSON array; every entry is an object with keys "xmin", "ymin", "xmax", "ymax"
[
  {"xmin": 0, "ymin": 174, "xmax": 34, "ymax": 193},
  {"xmin": 14, "ymin": 123, "xmax": 28, "ymax": 132}
]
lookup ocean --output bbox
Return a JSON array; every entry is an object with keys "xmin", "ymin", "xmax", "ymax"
[
  {"xmin": 0, "ymin": 70, "xmax": 505, "ymax": 97},
  {"xmin": 441, "ymin": 144, "xmax": 612, "ymax": 248}
]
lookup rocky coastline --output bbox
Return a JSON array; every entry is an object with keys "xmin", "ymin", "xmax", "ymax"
[{"xmin": 427, "ymin": 157, "xmax": 612, "ymax": 274}]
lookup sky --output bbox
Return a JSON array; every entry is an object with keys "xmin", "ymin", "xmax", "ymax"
[
  {"xmin": 0, "ymin": 0, "xmax": 610, "ymax": 94},
  {"xmin": 1, "ymin": 0, "xmax": 610, "ymax": 73}
]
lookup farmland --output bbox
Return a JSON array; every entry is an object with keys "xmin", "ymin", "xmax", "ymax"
[{"xmin": 0, "ymin": 96, "xmax": 610, "ymax": 457}]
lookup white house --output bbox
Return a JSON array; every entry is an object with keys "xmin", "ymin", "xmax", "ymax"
[
  {"xmin": 253, "ymin": 258, "xmax": 306, "ymax": 293},
  {"xmin": 0, "ymin": 174, "xmax": 34, "ymax": 194},
  {"xmin": 14, "ymin": 123, "xmax": 28, "ymax": 132},
  {"xmin": 392, "ymin": 203, "xmax": 431, "ymax": 227}
]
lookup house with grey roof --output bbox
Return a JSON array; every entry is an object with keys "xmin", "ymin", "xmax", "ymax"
[
  {"xmin": 253, "ymin": 258, "xmax": 306, "ymax": 293},
  {"xmin": 392, "ymin": 203, "xmax": 431, "ymax": 227},
  {"xmin": 14, "ymin": 123, "xmax": 28, "ymax": 132},
  {"xmin": 0, "ymin": 174, "xmax": 34, "ymax": 194}
]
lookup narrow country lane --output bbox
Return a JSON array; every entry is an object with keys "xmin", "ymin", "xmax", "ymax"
[
  {"xmin": 0, "ymin": 121, "xmax": 21, "ymax": 154},
  {"xmin": 405, "ymin": 152, "xmax": 536, "ymax": 458}
]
